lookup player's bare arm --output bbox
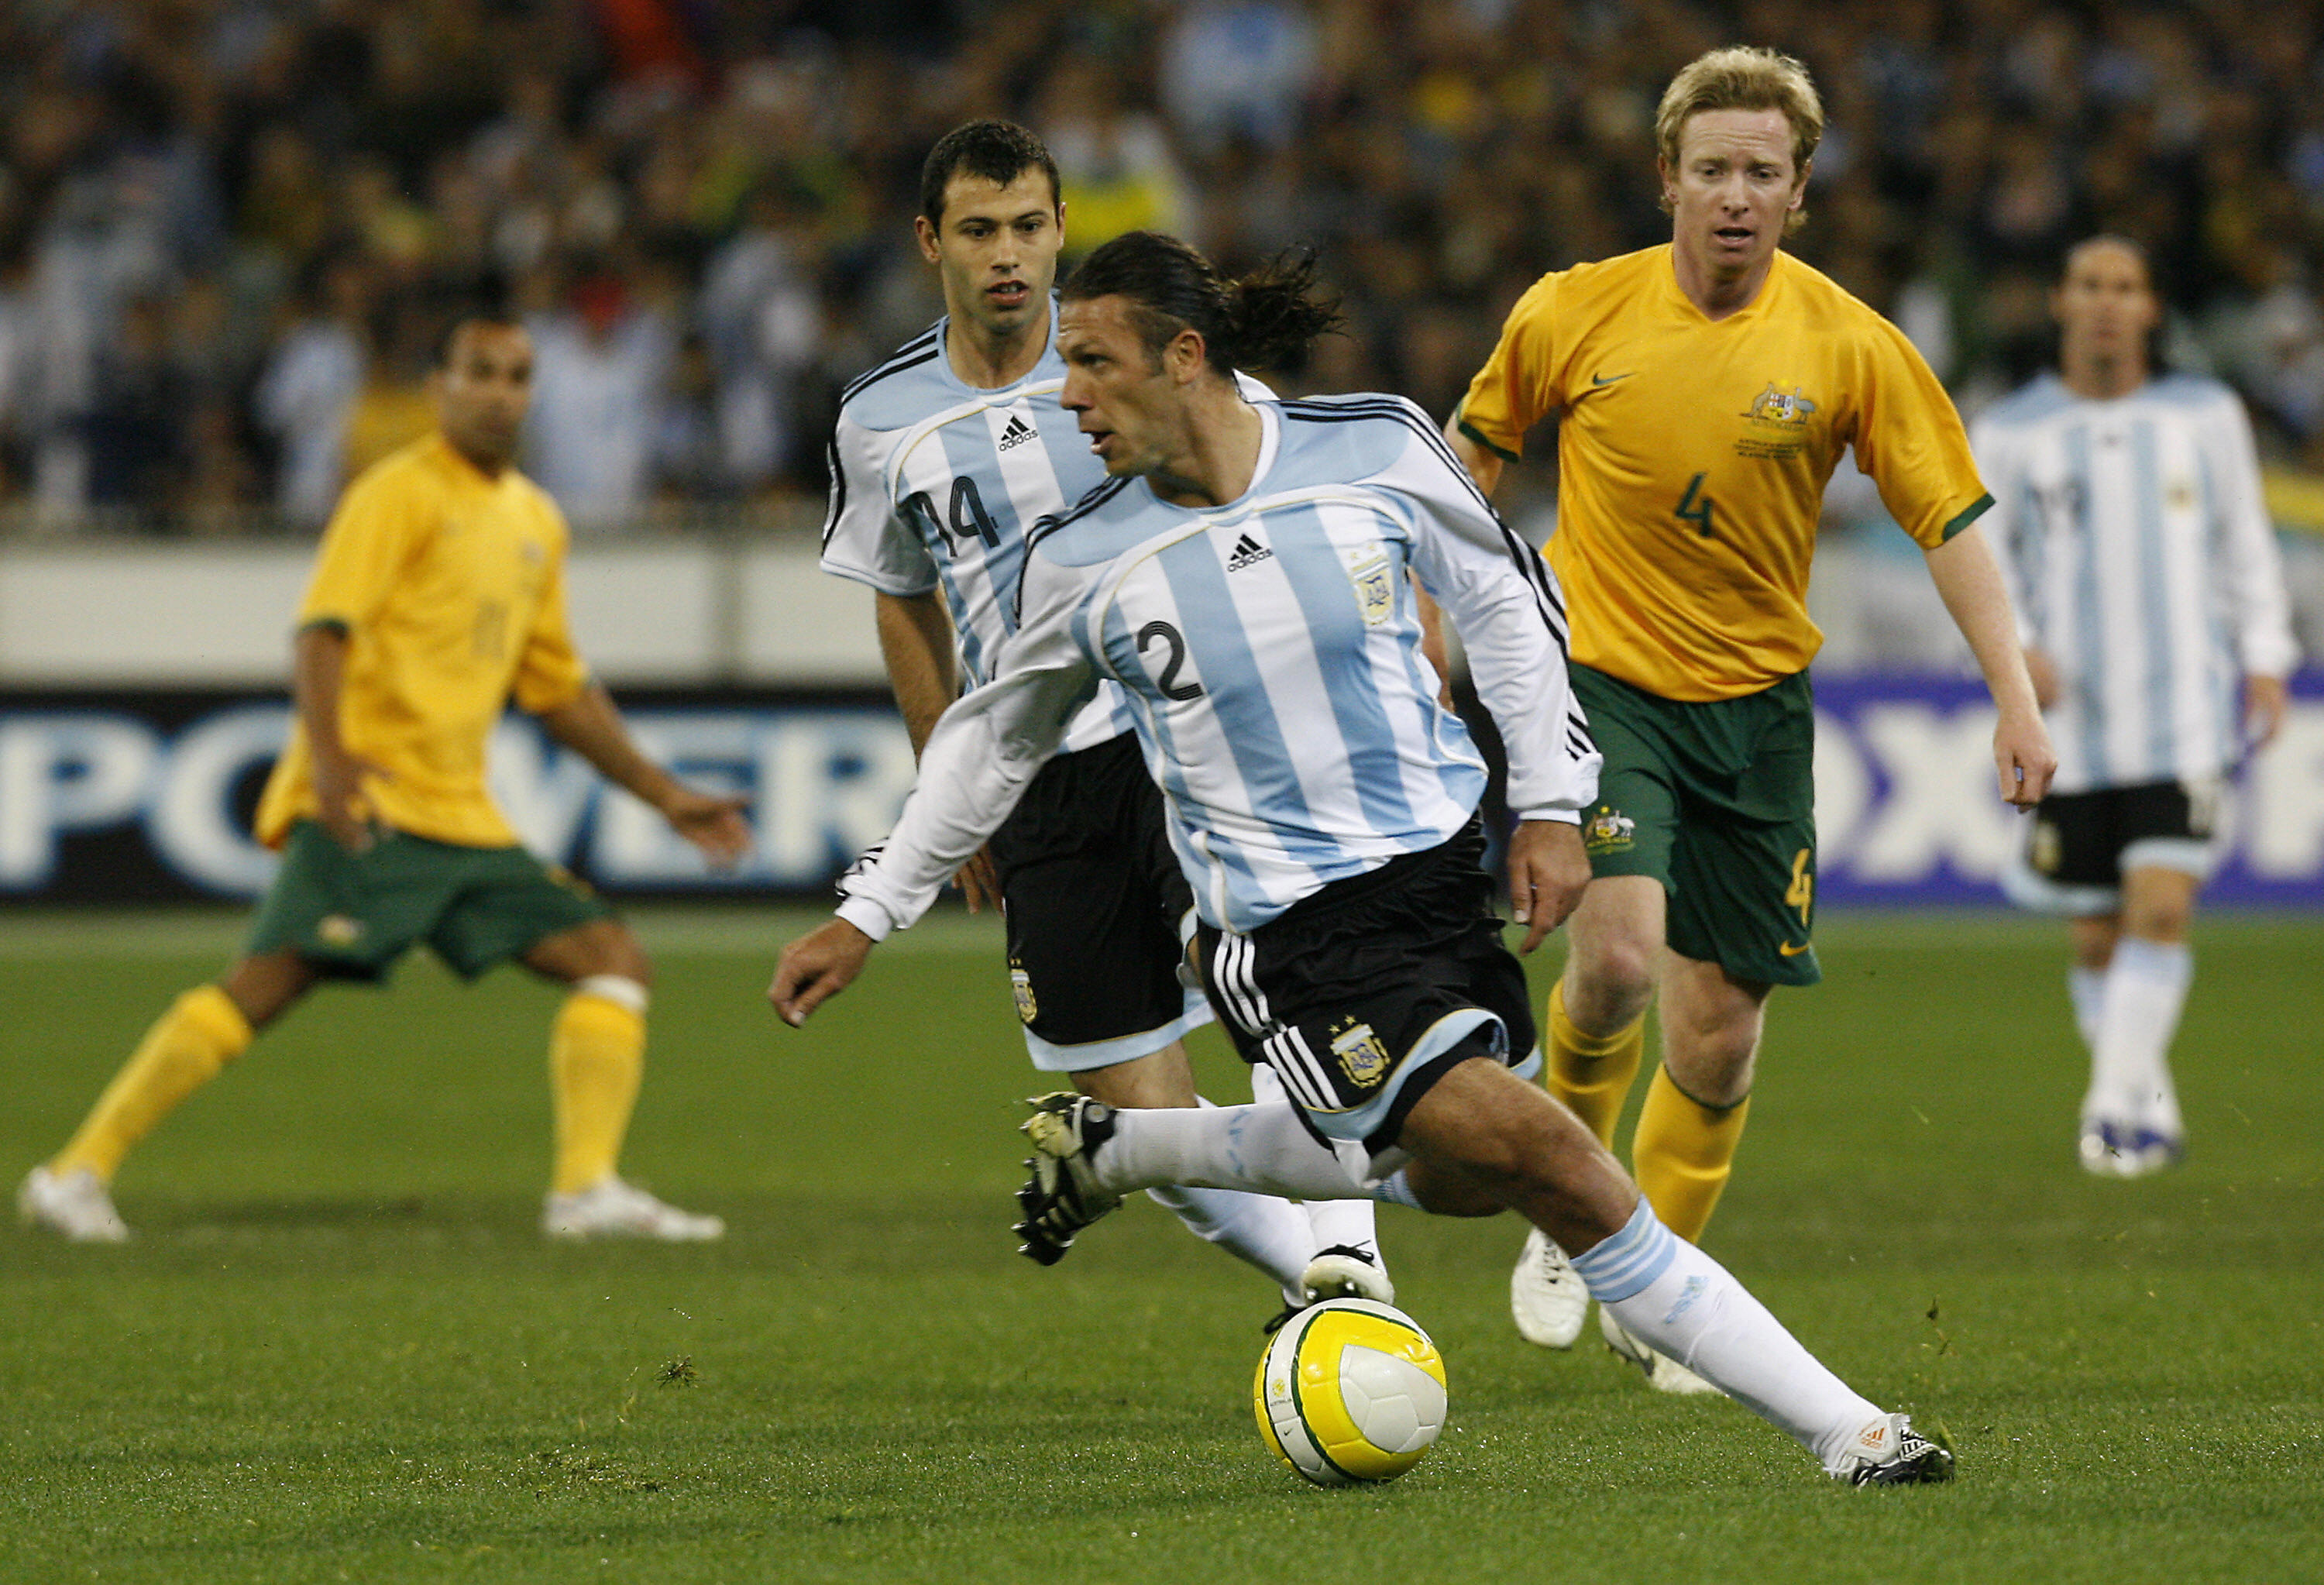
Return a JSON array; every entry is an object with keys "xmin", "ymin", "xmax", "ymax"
[
  {"xmin": 875, "ymin": 589, "xmax": 999, "ymax": 910},
  {"xmin": 1923, "ymin": 525, "xmax": 2057, "ymax": 806},
  {"xmin": 292, "ymin": 622, "xmax": 387, "ymax": 852},
  {"xmin": 534, "ymin": 683, "xmax": 752, "ymax": 865},
  {"xmin": 1442, "ymin": 422, "xmax": 1505, "ymax": 497}
]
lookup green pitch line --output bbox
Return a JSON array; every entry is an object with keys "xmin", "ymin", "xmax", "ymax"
[{"xmin": 3, "ymin": 913, "xmax": 2319, "ymax": 1583}]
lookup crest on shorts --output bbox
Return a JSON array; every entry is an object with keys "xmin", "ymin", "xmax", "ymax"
[
  {"xmin": 1584, "ymin": 808, "xmax": 1635, "ymax": 853},
  {"xmin": 1329, "ymin": 1019, "xmax": 1392, "ymax": 1090},
  {"xmin": 1010, "ymin": 968, "xmax": 1038, "ymax": 1026},
  {"xmin": 1343, "ymin": 544, "xmax": 1395, "ymax": 627},
  {"xmin": 2029, "ymin": 819, "xmax": 2061, "ymax": 875},
  {"xmin": 317, "ymin": 914, "xmax": 364, "ymax": 947}
]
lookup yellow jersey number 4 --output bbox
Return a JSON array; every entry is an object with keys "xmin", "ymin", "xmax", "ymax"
[{"xmin": 1676, "ymin": 473, "xmax": 1715, "ymax": 538}]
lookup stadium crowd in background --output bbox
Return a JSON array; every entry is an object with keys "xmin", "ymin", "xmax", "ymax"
[{"xmin": 2, "ymin": 0, "xmax": 2324, "ymax": 541}]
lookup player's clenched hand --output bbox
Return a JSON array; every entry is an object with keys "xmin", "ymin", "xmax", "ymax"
[
  {"xmin": 313, "ymin": 748, "xmax": 390, "ymax": 852},
  {"xmin": 662, "ymin": 787, "xmax": 754, "ymax": 869},
  {"xmin": 954, "ymin": 846, "xmax": 1002, "ymax": 914},
  {"xmin": 1995, "ymin": 707, "xmax": 2058, "ymax": 809},
  {"xmin": 1507, "ymin": 819, "xmax": 1591, "ymax": 954},
  {"xmin": 768, "ymin": 919, "xmax": 875, "ymax": 1027}
]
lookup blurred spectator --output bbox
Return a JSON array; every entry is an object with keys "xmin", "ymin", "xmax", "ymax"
[
  {"xmin": 255, "ymin": 256, "xmax": 370, "ymax": 525},
  {"xmin": 0, "ymin": 0, "xmax": 2315, "ymax": 560},
  {"xmin": 523, "ymin": 263, "xmax": 675, "ymax": 528}
]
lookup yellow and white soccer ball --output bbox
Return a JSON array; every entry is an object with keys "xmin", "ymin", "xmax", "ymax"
[{"xmin": 1253, "ymin": 1298, "xmax": 1447, "ymax": 1486}]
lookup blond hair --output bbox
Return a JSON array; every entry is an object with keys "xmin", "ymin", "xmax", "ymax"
[{"xmin": 1655, "ymin": 47, "xmax": 1823, "ymax": 228}]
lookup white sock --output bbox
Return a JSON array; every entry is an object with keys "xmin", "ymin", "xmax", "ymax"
[
  {"xmin": 1247, "ymin": 1060, "xmax": 1385, "ymax": 1268},
  {"xmin": 2068, "ymin": 965, "xmax": 2106, "ymax": 1050},
  {"xmin": 1095, "ymin": 1102, "xmax": 1373, "ymax": 1202},
  {"xmin": 2089, "ymin": 937, "xmax": 2192, "ymax": 1134},
  {"xmin": 1143, "ymin": 1182, "xmax": 1316, "ymax": 1305},
  {"xmin": 1570, "ymin": 1202, "xmax": 1886, "ymax": 1473}
]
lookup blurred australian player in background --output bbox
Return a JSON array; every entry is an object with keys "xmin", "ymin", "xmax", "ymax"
[
  {"xmin": 1445, "ymin": 46, "xmax": 2056, "ymax": 1388},
  {"xmin": 19, "ymin": 312, "xmax": 749, "ymax": 1243},
  {"xmin": 819, "ymin": 120, "xmax": 1384, "ymax": 1319},
  {"xmin": 1978, "ymin": 236, "xmax": 2298, "ymax": 1176}
]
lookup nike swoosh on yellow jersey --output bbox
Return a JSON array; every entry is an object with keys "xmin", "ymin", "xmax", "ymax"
[
  {"xmin": 1590, "ymin": 372, "xmax": 1635, "ymax": 386},
  {"xmin": 1779, "ymin": 940, "xmax": 1813, "ymax": 956}
]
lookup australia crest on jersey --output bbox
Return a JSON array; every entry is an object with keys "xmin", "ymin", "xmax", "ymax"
[
  {"xmin": 1585, "ymin": 807, "xmax": 1636, "ymax": 853},
  {"xmin": 1742, "ymin": 382, "xmax": 1819, "ymax": 428},
  {"xmin": 1329, "ymin": 1018, "xmax": 1393, "ymax": 1090},
  {"xmin": 1343, "ymin": 544, "xmax": 1395, "ymax": 627}
]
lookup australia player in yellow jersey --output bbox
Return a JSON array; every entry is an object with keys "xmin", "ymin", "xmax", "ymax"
[
  {"xmin": 18, "ymin": 313, "xmax": 751, "ymax": 1244},
  {"xmin": 1444, "ymin": 46, "xmax": 2057, "ymax": 1388}
]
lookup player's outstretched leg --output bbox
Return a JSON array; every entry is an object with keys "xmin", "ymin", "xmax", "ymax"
[
  {"xmin": 20, "ymin": 955, "xmax": 304, "ymax": 1242},
  {"xmin": 1072, "ymin": 1045, "xmax": 1322, "ymax": 1307},
  {"xmin": 1401, "ymin": 1057, "xmax": 1953, "ymax": 1485}
]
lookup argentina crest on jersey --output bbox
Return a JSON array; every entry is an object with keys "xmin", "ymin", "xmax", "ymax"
[{"xmin": 1342, "ymin": 542, "xmax": 1394, "ymax": 626}]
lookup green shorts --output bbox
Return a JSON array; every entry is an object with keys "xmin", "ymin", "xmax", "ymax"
[
  {"xmin": 1571, "ymin": 665, "xmax": 1820, "ymax": 987},
  {"xmin": 246, "ymin": 821, "xmax": 613, "ymax": 982}
]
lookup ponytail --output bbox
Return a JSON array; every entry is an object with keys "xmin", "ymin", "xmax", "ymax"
[{"xmin": 1062, "ymin": 232, "xmax": 1341, "ymax": 376}]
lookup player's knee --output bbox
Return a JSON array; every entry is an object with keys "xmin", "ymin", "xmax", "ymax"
[
  {"xmin": 578, "ymin": 927, "xmax": 653, "ymax": 989},
  {"xmin": 2123, "ymin": 894, "xmax": 2193, "ymax": 944},
  {"xmin": 1566, "ymin": 944, "xmax": 1655, "ymax": 1028}
]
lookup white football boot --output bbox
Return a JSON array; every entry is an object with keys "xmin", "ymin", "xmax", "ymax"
[
  {"xmin": 1600, "ymin": 1304, "xmax": 1723, "ymax": 1396},
  {"xmin": 1831, "ymin": 1412, "xmax": 1956, "ymax": 1485},
  {"xmin": 1510, "ymin": 1225, "xmax": 1590, "ymax": 1348},
  {"xmin": 18, "ymin": 1166, "xmax": 132, "ymax": 1243},
  {"xmin": 1301, "ymin": 1243, "xmax": 1395, "ymax": 1306},
  {"xmin": 542, "ymin": 1176, "xmax": 724, "ymax": 1241}
]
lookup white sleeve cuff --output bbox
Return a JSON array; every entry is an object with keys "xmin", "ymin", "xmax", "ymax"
[
  {"xmin": 835, "ymin": 894, "xmax": 897, "ymax": 943},
  {"xmin": 1511, "ymin": 806, "xmax": 1583, "ymax": 825}
]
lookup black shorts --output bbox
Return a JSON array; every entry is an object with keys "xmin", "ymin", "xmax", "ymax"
[
  {"xmin": 987, "ymin": 732, "xmax": 1208, "ymax": 1070},
  {"xmin": 1193, "ymin": 818, "xmax": 1538, "ymax": 1156},
  {"xmin": 2013, "ymin": 779, "xmax": 2220, "ymax": 911}
]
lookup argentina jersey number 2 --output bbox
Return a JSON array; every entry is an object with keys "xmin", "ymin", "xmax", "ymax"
[{"xmin": 1136, "ymin": 620, "xmax": 1205, "ymax": 700}]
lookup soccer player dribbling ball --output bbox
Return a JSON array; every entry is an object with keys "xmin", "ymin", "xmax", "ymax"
[
  {"xmin": 772, "ymin": 229, "xmax": 1956, "ymax": 1487},
  {"xmin": 20, "ymin": 313, "xmax": 749, "ymax": 1244},
  {"xmin": 817, "ymin": 120, "xmax": 1385, "ymax": 1320},
  {"xmin": 1442, "ymin": 46, "xmax": 2057, "ymax": 1387},
  {"xmin": 1977, "ymin": 236, "xmax": 2298, "ymax": 1176}
]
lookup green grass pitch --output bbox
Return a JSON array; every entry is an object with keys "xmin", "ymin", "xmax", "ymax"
[{"xmin": 3, "ymin": 907, "xmax": 2319, "ymax": 1583}]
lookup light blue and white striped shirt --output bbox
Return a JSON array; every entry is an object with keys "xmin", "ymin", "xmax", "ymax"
[
  {"xmin": 1974, "ymin": 371, "xmax": 2298, "ymax": 793},
  {"xmin": 821, "ymin": 304, "xmax": 1272, "ymax": 755},
  {"xmin": 839, "ymin": 393, "xmax": 1600, "ymax": 937}
]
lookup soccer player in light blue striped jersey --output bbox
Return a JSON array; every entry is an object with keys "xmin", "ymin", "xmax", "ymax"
[
  {"xmin": 1975, "ymin": 236, "xmax": 2300, "ymax": 1175},
  {"xmin": 820, "ymin": 122, "xmax": 1380, "ymax": 1317},
  {"xmin": 774, "ymin": 232, "xmax": 1955, "ymax": 1485}
]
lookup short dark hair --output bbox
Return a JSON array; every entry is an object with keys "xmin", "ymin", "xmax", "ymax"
[
  {"xmin": 919, "ymin": 119, "xmax": 1061, "ymax": 226},
  {"xmin": 431, "ymin": 307, "xmax": 524, "ymax": 370},
  {"xmin": 1060, "ymin": 232, "xmax": 1342, "ymax": 376}
]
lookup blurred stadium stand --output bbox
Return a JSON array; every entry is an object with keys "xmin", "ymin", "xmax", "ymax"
[{"xmin": 3, "ymin": 2, "xmax": 2322, "ymax": 907}]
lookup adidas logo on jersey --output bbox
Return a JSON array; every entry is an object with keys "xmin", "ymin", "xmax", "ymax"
[
  {"xmin": 998, "ymin": 414, "xmax": 1037, "ymax": 452},
  {"xmin": 1226, "ymin": 532, "xmax": 1274, "ymax": 571}
]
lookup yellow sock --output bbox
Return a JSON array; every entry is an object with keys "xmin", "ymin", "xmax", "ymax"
[
  {"xmin": 53, "ymin": 985, "xmax": 253, "ymax": 1182},
  {"xmin": 549, "ymin": 988, "xmax": 645, "ymax": 1195},
  {"xmin": 1545, "ymin": 980, "xmax": 1645, "ymax": 1150},
  {"xmin": 1632, "ymin": 1063, "xmax": 1751, "ymax": 1243}
]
